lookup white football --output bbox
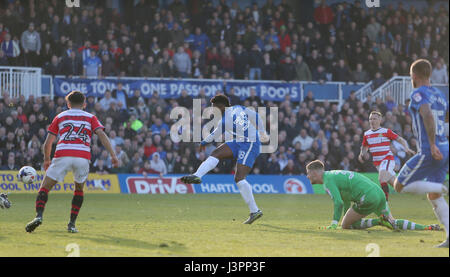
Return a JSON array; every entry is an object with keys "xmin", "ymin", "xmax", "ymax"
[{"xmin": 18, "ymin": 166, "xmax": 38, "ymax": 184}]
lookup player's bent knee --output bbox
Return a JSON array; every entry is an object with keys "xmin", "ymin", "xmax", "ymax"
[
  {"xmin": 42, "ymin": 176, "xmax": 58, "ymax": 190},
  {"xmin": 210, "ymin": 149, "xmax": 220, "ymax": 158},
  {"xmin": 379, "ymin": 171, "xmax": 391, "ymax": 183},
  {"xmin": 211, "ymin": 150, "xmax": 227, "ymax": 160},
  {"xmin": 74, "ymin": 183, "xmax": 85, "ymax": 191}
]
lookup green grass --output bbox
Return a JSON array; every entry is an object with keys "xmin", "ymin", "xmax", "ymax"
[{"xmin": 0, "ymin": 193, "xmax": 448, "ymax": 257}]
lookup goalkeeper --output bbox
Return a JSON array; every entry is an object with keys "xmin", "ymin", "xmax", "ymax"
[{"xmin": 306, "ymin": 160, "xmax": 440, "ymax": 231}]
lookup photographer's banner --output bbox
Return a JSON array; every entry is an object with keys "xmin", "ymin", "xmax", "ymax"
[
  {"xmin": 0, "ymin": 171, "xmax": 120, "ymax": 194},
  {"xmin": 118, "ymin": 174, "xmax": 314, "ymax": 194},
  {"xmin": 52, "ymin": 77, "xmax": 301, "ymax": 102}
]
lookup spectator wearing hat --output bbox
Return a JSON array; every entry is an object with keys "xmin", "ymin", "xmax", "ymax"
[{"xmin": 149, "ymin": 152, "xmax": 167, "ymax": 177}]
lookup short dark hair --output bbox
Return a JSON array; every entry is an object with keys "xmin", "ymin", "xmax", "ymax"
[
  {"xmin": 65, "ymin": 91, "xmax": 85, "ymax": 106},
  {"xmin": 210, "ymin": 94, "xmax": 230, "ymax": 107},
  {"xmin": 410, "ymin": 59, "xmax": 432, "ymax": 79},
  {"xmin": 306, "ymin": 160, "xmax": 324, "ymax": 171}
]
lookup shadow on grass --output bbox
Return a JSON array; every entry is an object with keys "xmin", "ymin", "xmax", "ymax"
[
  {"xmin": 257, "ymin": 223, "xmax": 427, "ymax": 240},
  {"xmin": 47, "ymin": 230, "xmax": 188, "ymax": 254}
]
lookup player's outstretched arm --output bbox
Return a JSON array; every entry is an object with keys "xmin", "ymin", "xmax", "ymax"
[
  {"xmin": 419, "ymin": 103, "xmax": 443, "ymax": 160},
  {"xmin": 200, "ymin": 116, "xmax": 226, "ymax": 150},
  {"xmin": 395, "ymin": 136, "xmax": 415, "ymax": 155},
  {"xmin": 324, "ymin": 183, "xmax": 344, "ymax": 229},
  {"xmin": 200, "ymin": 128, "xmax": 219, "ymax": 152},
  {"xmin": 245, "ymin": 107, "xmax": 269, "ymax": 143},
  {"xmin": 43, "ymin": 133, "xmax": 57, "ymax": 171},
  {"xmin": 95, "ymin": 129, "xmax": 119, "ymax": 168}
]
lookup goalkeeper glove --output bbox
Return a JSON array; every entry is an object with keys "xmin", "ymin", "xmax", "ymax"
[
  {"xmin": 326, "ymin": 221, "xmax": 339, "ymax": 230},
  {"xmin": 326, "ymin": 224, "xmax": 338, "ymax": 230}
]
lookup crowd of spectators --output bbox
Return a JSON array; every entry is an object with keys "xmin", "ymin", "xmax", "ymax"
[
  {"xmin": 0, "ymin": 88, "xmax": 425, "ymax": 176},
  {"xmin": 0, "ymin": 0, "xmax": 449, "ymax": 176},
  {"xmin": 0, "ymin": 0, "xmax": 448, "ymax": 84}
]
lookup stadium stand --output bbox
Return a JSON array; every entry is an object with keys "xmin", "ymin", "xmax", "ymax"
[{"xmin": 0, "ymin": 0, "xmax": 448, "ymax": 175}]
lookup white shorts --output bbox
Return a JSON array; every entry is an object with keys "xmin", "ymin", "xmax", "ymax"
[
  {"xmin": 46, "ymin": 157, "xmax": 90, "ymax": 183},
  {"xmin": 376, "ymin": 159, "xmax": 396, "ymax": 176}
]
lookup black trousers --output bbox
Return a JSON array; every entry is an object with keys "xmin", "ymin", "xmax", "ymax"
[{"xmin": 24, "ymin": 51, "xmax": 38, "ymax": 67}]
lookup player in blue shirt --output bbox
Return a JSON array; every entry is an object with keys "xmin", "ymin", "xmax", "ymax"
[
  {"xmin": 394, "ymin": 59, "xmax": 449, "ymax": 248},
  {"xmin": 181, "ymin": 94, "xmax": 269, "ymax": 224}
]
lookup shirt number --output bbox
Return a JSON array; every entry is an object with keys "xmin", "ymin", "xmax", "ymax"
[
  {"xmin": 234, "ymin": 112, "xmax": 249, "ymax": 131},
  {"xmin": 431, "ymin": 110, "xmax": 445, "ymax": 136},
  {"xmin": 63, "ymin": 123, "xmax": 88, "ymax": 142}
]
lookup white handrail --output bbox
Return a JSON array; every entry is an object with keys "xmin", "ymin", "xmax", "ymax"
[
  {"xmin": 355, "ymin": 80, "xmax": 373, "ymax": 101},
  {"xmin": 356, "ymin": 75, "xmax": 448, "ymax": 105},
  {"xmin": 0, "ymin": 66, "xmax": 42, "ymax": 99}
]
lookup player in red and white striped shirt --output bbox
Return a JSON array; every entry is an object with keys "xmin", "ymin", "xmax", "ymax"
[
  {"xmin": 359, "ymin": 111, "xmax": 415, "ymax": 201},
  {"xmin": 26, "ymin": 91, "xmax": 119, "ymax": 233}
]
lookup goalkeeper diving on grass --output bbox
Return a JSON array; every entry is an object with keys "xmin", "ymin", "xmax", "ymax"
[
  {"xmin": 180, "ymin": 94, "xmax": 269, "ymax": 224},
  {"xmin": 306, "ymin": 160, "xmax": 440, "ymax": 231}
]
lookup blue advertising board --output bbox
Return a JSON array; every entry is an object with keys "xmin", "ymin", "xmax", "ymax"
[
  {"xmin": 52, "ymin": 77, "xmax": 364, "ymax": 102},
  {"xmin": 117, "ymin": 174, "xmax": 314, "ymax": 194}
]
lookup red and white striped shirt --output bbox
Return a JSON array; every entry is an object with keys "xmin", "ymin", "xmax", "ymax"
[
  {"xmin": 362, "ymin": 128, "xmax": 399, "ymax": 166},
  {"xmin": 48, "ymin": 109, "xmax": 104, "ymax": 160}
]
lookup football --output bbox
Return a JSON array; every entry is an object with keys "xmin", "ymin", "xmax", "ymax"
[{"xmin": 18, "ymin": 166, "xmax": 38, "ymax": 184}]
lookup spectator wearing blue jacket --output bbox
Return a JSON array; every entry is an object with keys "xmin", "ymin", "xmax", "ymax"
[
  {"xmin": 112, "ymin": 82, "xmax": 128, "ymax": 109},
  {"xmin": 83, "ymin": 50, "xmax": 102, "ymax": 77},
  {"xmin": 1, "ymin": 33, "xmax": 14, "ymax": 59},
  {"xmin": 151, "ymin": 118, "xmax": 170, "ymax": 135},
  {"xmin": 265, "ymin": 27, "xmax": 280, "ymax": 49},
  {"xmin": 191, "ymin": 27, "xmax": 211, "ymax": 55}
]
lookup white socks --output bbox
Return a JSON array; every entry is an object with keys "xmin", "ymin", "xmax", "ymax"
[
  {"xmin": 236, "ymin": 179, "xmax": 259, "ymax": 213},
  {"xmin": 193, "ymin": 158, "xmax": 260, "ymax": 213},
  {"xmin": 430, "ymin": 197, "xmax": 449, "ymax": 238},
  {"xmin": 193, "ymin": 156, "xmax": 219, "ymax": 178},
  {"xmin": 402, "ymin": 181, "xmax": 448, "ymax": 238},
  {"xmin": 401, "ymin": 181, "xmax": 447, "ymax": 194}
]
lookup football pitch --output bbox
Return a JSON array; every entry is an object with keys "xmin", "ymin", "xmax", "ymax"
[{"xmin": 0, "ymin": 193, "xmax": 448, "ymax": 257}]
